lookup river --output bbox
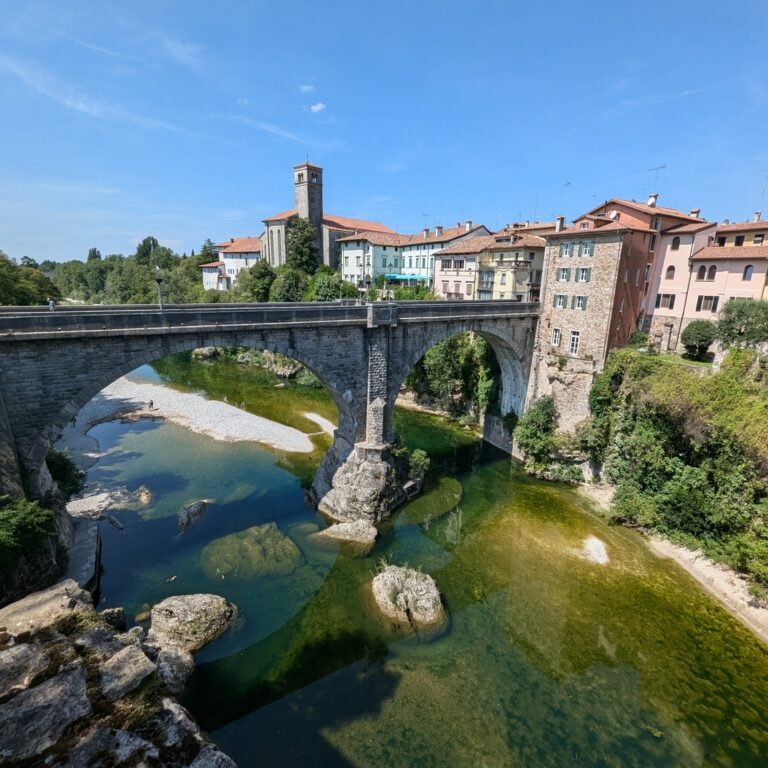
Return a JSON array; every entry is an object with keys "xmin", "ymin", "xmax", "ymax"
[{"xmin": 74, "ymin": 353, "xmax": 768, "ymax": 767}]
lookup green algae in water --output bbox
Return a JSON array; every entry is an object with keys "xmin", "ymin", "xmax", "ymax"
[{"xmin": 85, "ymin": 358, "xmax": 768, "ymax": 767}]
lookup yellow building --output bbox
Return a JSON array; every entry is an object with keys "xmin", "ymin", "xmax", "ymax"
[{"xmin": 475, "ymin": 232, "xmax": 546, "ymax": 301}]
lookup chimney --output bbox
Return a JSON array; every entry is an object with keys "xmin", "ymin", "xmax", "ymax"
[
  {"xmin": 646, "ymin": 193, "xmax": 659, "ymax": 207},
  {"xmin": 423, "ymin": 227, "xmax": 429, "ymax": 238},
  {"xmin": 230, "ymin": 238, "xmax": 235, "ymax": 243},
  {"xmin": 690, "ymin": 208, "xmax": 701, "ymax": 219},
  {"xmin": 754, "ymin": 211, "xmax": 762, "ymax": 222},
  {"xmin": 555, "ymin": 215, "xmax": 565, "ymax": 232},
  {"xmin": 465, "ymin": 219, "xmax": 473, "ymax": 232},
  {"xmin": 723, "ymin": 218, "xmax": 730, "ymax": 225},
  {"xmin": 435, "ymin": 225, "xmax": 443, "ymax": 236}
]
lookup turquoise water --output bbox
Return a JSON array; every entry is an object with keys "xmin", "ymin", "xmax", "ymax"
[{"xmin": 84, "ymin": 357, "xmax": 768, "ymax": 767}]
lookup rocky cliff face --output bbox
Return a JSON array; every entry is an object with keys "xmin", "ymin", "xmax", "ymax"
[{"xmin": 0, "ymin": 580, "xmax": 238, "ymax": 766}]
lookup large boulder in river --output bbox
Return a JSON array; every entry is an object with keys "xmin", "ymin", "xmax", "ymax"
[
  {"xmin": 191, "ymin": 346, "xmax": 223, "ymax": 360},
  {"xmin": 147, "ymin": 594, "xmax": 236, "ymax": 653},
  {"xmin": 371, "ymin": 565, "xmax": 447, "ymax": 636},
  {"xmin": 177, "ymin": 499, "xmax": 214, "ymax": 530},
  {"xmin": 200, "ymin": 522, "xmax": 304, "ymax": 581},
  {"xmin": 312, "ymin": 520, "xmax": 378, "ymax": 556}
]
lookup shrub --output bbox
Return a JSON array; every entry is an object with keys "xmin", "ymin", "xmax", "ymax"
[
  {"xmin": 408, "ymin": 449, "xmax": 431, "ymax": 479},
  {"xmin": 46, "ymin": 448, "xmax": 85, "ymax": 497},
  {"xmin": 514, "ymin": 396, "xmax": 557, "ymax": 466},
  {"xmin": 681, "ymin": 320, "xmax": 717, "ymax": 359},
  {"xmin": 0, "ymin": 499, "xmax": 57, "ymax": 574}
]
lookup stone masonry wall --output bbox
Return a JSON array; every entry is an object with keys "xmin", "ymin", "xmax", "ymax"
[{"xmin": 0, "ymin": 388, "xmax": 23, "ymax": 498}]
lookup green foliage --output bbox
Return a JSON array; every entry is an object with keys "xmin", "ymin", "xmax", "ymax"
[
  {"xmin": 717, "ymin": 298, "xmax": 768, "ymax": 347},
  {"xmin": 502, "ymin": 410, "xmax": 518, "ymax": 433},
  {"xmin": 514, "ymin": 396, "xmax": 558, "ymax": 467},
  {"xmin": 392, "ymin": 285, "xmax": 436, "ymax": 301},
  {"xmin": 628, "ymin": 329, "xmax": 649, "ymax": 347},
  {"xmin": 46, "ymin": 448, "xmax": 85, "ymax": 497},
  {"xmin": 681, "ymin": 320, "xmax": 717, "ymax": 359},
  {"xmin": 232, "ymin": 260, "xmax": 276, "ymax": 303},
  {"xmin": 269, "ymin": 266, "xmax": 308, "ymax": 302},
  {"xmin": 286, "ymin": 217, "xmax": 320, "ymax": 275},
  {"xmin": 0, "ymin": 251, "xmax": 61, "ymax": 306},
  {"xmin": 305, "ymin": 268, "xmax": 348, "ymax": 302},
  {"xmin": 0, "ymin": 499, "xmax": 57, "ymax": 575},
  {"xmin": 87, "ymin": 247, "xmax": 101, "ymax": 262},
  {"xmin": 408, "ymin": 448, "xmax": 431, "ymax": 478}
]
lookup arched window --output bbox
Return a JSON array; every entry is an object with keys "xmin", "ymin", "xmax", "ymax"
[
  {"xmin": 666, "ymin": 266, "xmax": 675, "ymax": 280},
  {"xmin": 708, "ymin": 265, "xmax": 717, "ymax": 280},
  {"xmin": 743, "ymin": 264, "xmax": 754, "ymax": 281},
  {"xmin": 671, "ymin": 236, "xmax": 681, "ymax": 251},
  {"xmin": 697, "ymin": 265, "xmax": 706, "ymax": 280}
]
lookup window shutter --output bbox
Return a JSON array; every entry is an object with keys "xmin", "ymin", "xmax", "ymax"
[
  {"xmin": 655, "ymin": 294, "xmax": 661, "ymax": 308},
  {"xmin": 571, "ymin": 295, "xmax": 576, "ymax": 309},
  {"xmin": 585, "ymin": 268, "xmax": 591, "ymax": 282},
  {"xmin": 669, "ymin": 294, "xmax": 675, "ymax": 310},
  {"xmin": 696, "ymin": 296, "xmax": 703, "ymax": 311},
  {"xmin": 559, "ymin": 244, "xmax": 564, "ymax": 257},
  {"xmin": 582, "ymin": 296, "xmax": 588, "ymax": 310},
  {"xmin": 576, "ymin": 243, "xmax": 582, "ymax": 257},
  {"xmin": 552, "ymin": 294, "xmax": 557, "ymax": 308},
  {"xmin": 565, "ymin": 268, "xmax": 571, "ymax": 281},
  {"xmin": 712, "ymin": 296, "xmax": 719, "ymax": 313}
]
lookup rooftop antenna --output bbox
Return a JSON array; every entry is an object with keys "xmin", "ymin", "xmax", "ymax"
[
  {"xmin": 761, "ymin": 168, "xmax": 768, "ymax": 208},
  {"xmin": 647, "ymin": 164, "xmax": 666, "ymax": 189},
  {"xmin": 533, "ymin": 193, "xmax": 539, "ymax": 222},
  {"xmin": 562, "ymin": 181, "xmax": 571, "ymax": 212},
  {"xmin": 422, "ymin": 213, "xmax": 430, "ymax": 229}
]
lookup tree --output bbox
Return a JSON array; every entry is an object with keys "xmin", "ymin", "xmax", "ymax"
[
  {"xmin": 87, "ymin": 248, "xmax": 101, "ymax": 262},
  {"xmin": 199, "ymin": 239, "xmax": 218, "ymax": 262},
  {"xmin": 232, "ymin": 260, "xmax": 276, "ymax": 302},
  {"xmin": 305, "ymin": 269, "xmax": 353, "ymax": 301},
  {"xmin": 20, "ymin": 256, "xmax": 38, "ymax": 268},
  {"xmin": 681, "ymin": 320, "xmax": 717, "ymax": 359},
  {"xmin": 514, "ymin": 396, "xmax": 558, "ymax": 466},
  {"xmin": 286, "ymin": 217, "xmax": 320, "ymax": 274},
  {"xmin": 269, "ymin": 266, "xmax": 307, "ymax": 302},
  {"xmin": 135, "ymin": 236, "xmax": 159, "ymax": 266},
  {"xmin": 717, "ymin": 299, "xmax": 768, "ymax": 347}
]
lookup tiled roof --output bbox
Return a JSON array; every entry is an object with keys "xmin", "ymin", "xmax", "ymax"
[
  {"xmin": 691, "ymin": 246, "xmax": 768, "ymax": 261},
  {"xmin": 434, "ymin": 235, "xmax": 498, "ymax": 255},
  {"xmin": 337, "ymin": 231, "xmax": 414, "ymax": 246},
  {"xmin": 337, "ymin": 224, "xmax": 487, "ymax": 246},
  {"xmin": 587, "ymin": 198, "xmax": 702, "ymax": 222},
  {"xmin": 219, "ymin": 237, "xmax": 262, "ymax": 254},
  {"xmin": 199, "ymin": 261, "xmax": 224, "ymax": 268},
  {"xmin": 663, "ymin": 221, "xmax": 716, "ymax": 234},
  {"xmin": 262, "ymin": 208, "xmax": 394, "ymax": 233},
  {"xmin": 546, "ymin": 222, "xmax": 654, "ymax": 238},
  {"xmin": 717, "ymin": 220, "xmax": 768, "ymax": 233}
]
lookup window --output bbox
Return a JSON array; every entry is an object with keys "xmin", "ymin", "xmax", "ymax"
[
  {"xmin": 743, "ymin": 264, "xmax": 754, "ymax": 281},
  {"xmin": 666, "ymin": 265, "xmax": 675, "ymax": 279},
  {"xmin": 581, "ymin": 241, "xmax": 594, "ymax": 257},
  {"xmin": 311, "ymin": 172, "xmax": 318, "ymax": 183},
  {"xmin": 619, "ymin": 297, "xmax": 625, "ymax": 313},
  {"xmin": 297, "ymin": 172, "xmax": 304, "ymax": 183},
  {"xmin": 707, "ymin": 265, "xmax": 717, "ymax": 280},
  {"xmin": 635, "ymin": 269, "xmax": 641, "ymax": 286},
  {"xmin": 557, "ymin": 267, "xmax": 570, "ymax": 282},
  {"xmin": 580, "ymin": 222, "xmax": 589, "ymax": 229},
  {"xmin": 735, "ymin": 235, "xmax": 745, "ymax": 246},
  {"xmin": 454, "ymin": 281, "xmax": 461, "ymax": 294},
  {"xmin": 671, "ymin": 236, "xmax": 681, "ymax": 251},
  {"xmin": 653, "ymin": 216, "xmax": 661, "ymax": 231},
  {"xmin": 573, "ymin": 295, "xmax": 588, "ymax": 310},
  {"xmin": 650, "ymin": 233, "xmax": 657, "ymax": 252},
  {"xmin": 696, "ymin": 295, "xmax": 719, "ymax": 312},
  {"xmin": 561, "ymin": 242, "xmax": 573, "ymax": 257},
  {"xmin": 577, "ymin": 267, "xmax": 591, "ymax": 282},
  {"xmin": 553, "ymin": 294, "xmax": 568, "ymax": 308},
  {"xmin": 465, "ymin": 283, "xmax": 472, "ymax": 296},
  {"xmin": 551, "ymin": 328, "xmax": 561, "ymax": 346},
  {"xmin": 455, "ymin": 259, "xmax": 464, "ymax": 270},
  {"xmin": 717, "ymin": 236, "xmax": 726, "ymax": 247},
  {"xmin": 568, "ymin": 330, "xmax": 580, "ymax": 355},
  {"xmin": 697, "ymin": 265, "xmax": 707, "ymax": 280},
  {"xmin": 500, "ymin": 273, "xmax": 507, "ymax": 285},
  {"xmin": 624, "ymin": 269, "xmax": 629, "ymax": 283},
  {"xmin": 394, "ymin": 258, "xmax": 399, "ymax": 267},
  {"xmin": 655, "ymin": 293, "xmax": 676, "ymax": 309},
  {"xmin": 383, "ymin": 246, "xmax": 388, "ymax": 251},
  {"xmin": 754, "ymin": 234, "xmax": 765, "ymax": 245},
  {"xmin": 442, "ymin": 281, "xmax": 448, "ymax": 293}
]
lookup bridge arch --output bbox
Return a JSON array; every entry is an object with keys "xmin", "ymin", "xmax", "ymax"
[
  {"xmin": 20, "ymin": 332, "xmax": 360, "ymax": 484},
  {"xmin": 388, "ymin": 320, "xmax": 531, "ymax": 432}
]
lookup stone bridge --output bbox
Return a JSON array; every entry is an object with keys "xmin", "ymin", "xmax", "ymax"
[{"xmin": 0, "ymin": 301, "xmax": 538, "ymax": 519}]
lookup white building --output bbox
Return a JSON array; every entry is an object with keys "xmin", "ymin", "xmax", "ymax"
[
  {"xmin": 199, "ymin": 237, "xmax": 263, "ymax": 291},
  {"xmin": 338, "ymin": 221, "xmax": 490, "ymax": 289}
]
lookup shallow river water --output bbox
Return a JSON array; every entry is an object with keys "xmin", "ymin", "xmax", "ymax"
[{"xmin": 82, "ymin": 354, "xmax": 768, "ymax": 767}]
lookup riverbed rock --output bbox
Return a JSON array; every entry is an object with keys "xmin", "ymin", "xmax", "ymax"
[
  {"xmin": 99, "ymin": 644, "xmax": 156, "ymax": 701},
  {"xmin": 147, "ymin": 594, "xmax": 237, "ymax": 652},
  {"xmin": 74, "ymin": 626, "xmax": 124, "ymax": 660},
  {"xmin": 62, "ymin": 725, "xmax": 160, "ymax": 767},
  {"xmin": 190, "ymin": 744, "xmax": 239, "ymax": 767},
  {"xmin": 371, "ymin": 565, "xmax": 447, "ymax": 635},
  {"xmin": 191, "ymin": 346, "xmax": 223, "ymax": 360},
  {"xmin": 100, "ymin": 606, "xmax": 126, "ymax": 630},
  {"xmin": 312, "ymin": 521, "xmax": 378, "ymax": 555},
  {"xmin": 262, "ymin": 350, "xmax": 302, "ymax": 378},
  {"xmin": 156, "ymin": 647, "xmax": 195, "ymax": 693},
  {"xmin": 0, "ymin": 578, "xmax": 92, "ymax": 636},
  {"xmin": 178, "ymin": 499, "xmax": 214, "ymax": 530},
  {"xmin": 0, "ymin": 664, "xmax": 91, "ymax": 759},
  {"xmin": 0, "ymin": 641, "xmax": 50, "ymax": 698},
  {"xmin": 200, "ymin": 522, "xmax": 304, "ymax": 581}
]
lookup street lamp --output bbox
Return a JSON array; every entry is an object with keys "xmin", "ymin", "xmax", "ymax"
[{"xmin": 154, "ymin": 265, "xmax": 164, "ymax": 311}]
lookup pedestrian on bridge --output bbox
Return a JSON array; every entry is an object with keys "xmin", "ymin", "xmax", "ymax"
[{"xmin": 48, "ymin": 298, "xmax": 55, "ymax": 311}]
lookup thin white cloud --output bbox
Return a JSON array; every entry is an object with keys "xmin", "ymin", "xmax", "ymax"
[
  {"xmin": 237, "ymin": 97, "xmax": 249, "ymax": 106},
  {"xmin": 59, "ymin": 32, "xmax": 143, "ymax": 63},
  {"xmin": 158, "ymin": 35, "xmax": 204, "ymax": 71},
  {"xmin": 299, "ymin": 84, "xmax": 315, "ymax": 93},
  {"xmin": 309, "ymin": 102, "xmax": 326, "ymax": 113},
  {"xmin": 0, "ymin": 53, "xmax": 186, "ymax": 134},
  {"xmin": 599, "ymin": 88, "xmax": 708, "ymax": 121},
  {"xmin": 226, "ymin": 115, "xmax": 315, "ymax": 146}
]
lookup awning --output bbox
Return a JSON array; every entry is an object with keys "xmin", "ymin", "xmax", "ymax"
[{"xmin": 383, "ymin": 274, "xmax": 430, "ymax": 281}]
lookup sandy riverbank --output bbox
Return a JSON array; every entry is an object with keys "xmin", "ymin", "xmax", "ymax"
[
  {"xmin": 577, "ymin": 484, "xmax": 768, "ymax": 645},
  {"xmin": 60, "ymin": 376, "xmax": 316, "ymax": 475}
]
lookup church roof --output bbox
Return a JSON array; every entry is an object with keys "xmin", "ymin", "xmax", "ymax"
[
  {"xmin": 262, "ymin": 208, "xmax": 394, "ymax": 233},
  {"xmin": 219, "ymin": 237, "xmax": 262, "ymax": 254}
]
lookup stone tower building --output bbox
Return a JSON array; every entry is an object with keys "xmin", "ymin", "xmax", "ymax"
[{"xmin": 293, "ymin": 162, "xmax": 323, "ymax": 255}]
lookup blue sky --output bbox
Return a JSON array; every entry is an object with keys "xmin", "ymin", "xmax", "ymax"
[{"xmin": 1, "ymin": 0, "xmax": 766, "ymax": 262}]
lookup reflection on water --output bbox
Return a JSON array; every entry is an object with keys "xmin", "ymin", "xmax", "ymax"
[{"xmin": 79, "ymin": 356, "xmax": 768, "ymax": 767}]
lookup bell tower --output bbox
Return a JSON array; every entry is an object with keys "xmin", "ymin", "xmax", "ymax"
[{"xmin": 294, "ymin": 162, "xmax": 323, "ymax": 254}]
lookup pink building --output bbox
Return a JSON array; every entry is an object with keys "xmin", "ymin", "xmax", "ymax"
[{"xmin": 433, "ymin": 236, "xmax": 492, "ymax": 299}]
